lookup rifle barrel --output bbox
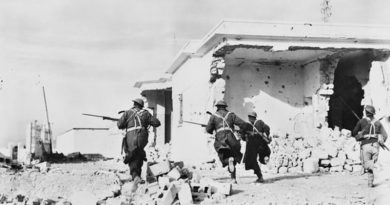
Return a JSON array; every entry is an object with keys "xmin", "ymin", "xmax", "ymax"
[
  {"xmin": 82, "ymin": 113, "xmax": 119, "ymax": 121},
  {"xmin": 183, "ymin": 120, "xmax": 206, "ymax": 127},
  {"xmin": 82, "ymin": 113, "xmax": 103, "ymax": 118}
]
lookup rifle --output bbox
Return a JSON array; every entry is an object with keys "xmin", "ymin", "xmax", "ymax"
[
  {"xmin": 183, "ymin": 120, "xmax": 207, "ymax": 127},
  {"xmin": 82, "ymin": 113, "xmax": 119, "ymax": 121}
]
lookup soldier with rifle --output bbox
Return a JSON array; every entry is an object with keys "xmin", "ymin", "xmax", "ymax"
[
  {"xmin": 84, "ymin": 99, "xmax": 160, "ymax": 191},
  {"xmin": 352, "ymin": 105, "xmax": 388, "ymax": 187},
  {"xmin": 242, "ymin": 111, "xmax": 271, "ymax": 183},
  {"xmin": 205, "ymin": 100, "xmax": 246, "ymax": 183}
]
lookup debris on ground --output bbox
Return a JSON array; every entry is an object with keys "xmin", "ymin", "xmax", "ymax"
[{"xmin": 268, "ymin": 128, "xmax": 363, "ymax": 174}]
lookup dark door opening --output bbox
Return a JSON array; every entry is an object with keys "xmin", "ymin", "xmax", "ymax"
[{"xmin": 328, "ymin": 52, "xmax": 372, "ymax": 131}]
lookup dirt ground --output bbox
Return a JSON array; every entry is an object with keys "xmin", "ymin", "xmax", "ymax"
[
  {"xmin": 0, "ymin": 160, "xmax": 383, "ymax": 205},
  {"xmin": 200, "ymin": 165, "xmax": 378, "ymax": 205}
]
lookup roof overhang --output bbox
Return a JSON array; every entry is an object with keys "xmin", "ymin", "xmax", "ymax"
[
  {"xmin": 166, "ymin": 19, "xmax": 390, "ymax": 74},
  {"xmin": 134, "ymin": 77, "xmax": 172, "ymax": 91}
]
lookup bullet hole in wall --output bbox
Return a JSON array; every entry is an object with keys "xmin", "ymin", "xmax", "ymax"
[
  {"xmin": 256, "ymin": 68, "xmax": 260, "ymax": 72},
  {"xmin": 267, "ymin": 76, "xmax": 270, "ymax": 79},
  {"xmin": 226, "ymin": 75, "xmax": 230, "ymax": 80},
  {"xmin": 282, "ymin": 85, "xmax": 285, "ymax": 89},
  {"xmin": 265, "ymin": 81, "xmax": 269, "ymax": 85}
]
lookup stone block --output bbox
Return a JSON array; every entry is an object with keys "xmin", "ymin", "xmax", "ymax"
[
  {"xmin": 167, "ymin": 167, "xmax": 182, "ymax": 180},
  {"xmin": 158, "ymin": 176, "xmax": 170, "ymax": 188},
  {"xmin": 319, "ymin": 167, "xmax": 330, "ymax": 173},
  {"xmin": 330, "ymin": 157, "xmax": 346, "ymax": 167},
  {"xmin": 343, "ymin": 164, "xmax": 353, "ymax": 172},
  {"xmin": 330, "ymin": 166, "xmax": 343, "ymax": 172},
  {"xmin": 146, "ymin": 182, "xmax": 159, "ymax": 197},
  {"xmin": 278, "ymin": 167, "xmax": 288, "ymax": 174},
  {"xmin": 149, "ymin": 161, "xmax": 171, "ymax": 177},
  {"xmin": 303, "ymin": 158, "xmax": 319, "ymax": 174},
  {"xmin": 320, "ymin": 159, "xmax": 331, "ymax": 167},
  {"xmin": 288, "ymin": 167, "xmax": 302, "ymax": 173},
  {"xmin": 156, "ymin": 184, "xmax": 178, "ymax": 205},
  {"xmin": 178, "ymin": 183, "xmax": 193, "ymax": 204}
]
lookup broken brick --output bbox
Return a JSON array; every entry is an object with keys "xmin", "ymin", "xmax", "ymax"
[
  {"xmin": 178, "ymin": 183, "xmax": 193, "ymax": 204},
  {"xmin": 149, "ymin": 161, "xmax": 171, "ymax": 177},
  {"xmin": 167, "ymin": 167, "xmax": 182, "ymax": 180},
  {"xmin": 156, "ymin": 184, "xmax": 178, "ymax": 205}
]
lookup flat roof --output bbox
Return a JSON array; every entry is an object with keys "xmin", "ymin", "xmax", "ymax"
[{"xmin": 166, "ymin": 19, "xmax": 390, "ymax": 74}]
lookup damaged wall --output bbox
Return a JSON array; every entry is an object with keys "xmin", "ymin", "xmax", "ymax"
[{"xmin": 223, "ymin": 61, "xmax": 306, "ymax": 136}]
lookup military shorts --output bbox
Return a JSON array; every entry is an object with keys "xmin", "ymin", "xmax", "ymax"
[{"xmin": 362, "ymin": 142, "xmax": 380, "ymax": 171}]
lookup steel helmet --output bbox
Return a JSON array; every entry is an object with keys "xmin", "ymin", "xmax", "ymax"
[
  {"xmin": 215, "ymin": 100, "xmax": 227, "ymax": 107},
  {"xmin": 248, "ymin": 111, "xmax": 257, "ymax": 118},
  {"xmin": 365, "ymin": 105, "xmax": 376, "ymax": 115},
  {"xmin": 132, "ymin": 98, "xmax": 144, "ymax": 107}
]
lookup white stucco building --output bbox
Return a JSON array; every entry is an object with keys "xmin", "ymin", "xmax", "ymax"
[
  {"xmin": 135, "ymin": 20, "xmax": 390, "ymax": 164},
  {"xmin": 55, "ymin": 127, "xmax": 123, "ymax": 158}
]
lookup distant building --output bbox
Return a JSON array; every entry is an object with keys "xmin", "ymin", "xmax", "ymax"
[
  {"xmin": 26, "ymin": 120, "xmax": 51, "ymax": 159},
  {"xmin": 55, "ymin": 127, "xmax": 122, "ymax": 158}
]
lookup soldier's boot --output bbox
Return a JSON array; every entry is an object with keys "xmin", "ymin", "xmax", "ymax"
[
  {"xmin": 255, "ymin": 171, "xmax": 264, "ymax": 183},
  {"xmin": 367, "ymin": 171, "xmax": 374, "ymax": 188},
  {"xmin": 230, "ymin": 169, "xmax": 237, "ymax": 184}
]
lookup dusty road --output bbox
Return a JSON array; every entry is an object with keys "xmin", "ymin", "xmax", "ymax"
[
  {"xmin": 200, "ymin": 165, "xmax": 377, "ymax": 204},
  {"xmin": 0, "ymin": 161, "xmax": 382, "ymax": 205}
]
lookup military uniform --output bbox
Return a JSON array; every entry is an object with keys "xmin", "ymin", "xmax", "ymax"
[
  {"xmin": 352, "ymin": 105, "xmax": 388, "ymax": 187},
  {"xmin": 242, "ymin": 112, "xmax": 271, "ymax": 182},
  {"xmin": 117, "ymin": 99, "xmax": 161, "ymax": 181},
  {"xmin": 206, "ymin": 101, "xmax": 246, "ymax": 182}
]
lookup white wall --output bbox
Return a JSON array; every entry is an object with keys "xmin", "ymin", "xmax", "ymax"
[{"xmin": 170, "ymin": 52, "xmax": 216, "ymax": 164}]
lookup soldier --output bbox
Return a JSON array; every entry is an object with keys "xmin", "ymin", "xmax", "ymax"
[
  {"xmin": 206, "ymin": 100, "xmax": 246, "ymax": 183},
  {"xmin": 242, "ymin": 111, "xmax": 271, "ymax": 183},
  {"xmin": 117, "ymin": 98, "xmax": 161, "ymax": 190},
  {"xmin": 352, "ymin": 105, "xmax": 388, "ymax": 187}
]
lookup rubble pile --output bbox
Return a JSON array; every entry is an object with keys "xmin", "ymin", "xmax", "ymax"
[
  {"xmin": 131, "ymin": 160, "xmax": 232, "ymax": 205},
  {"xmin": 268, "ymin": 128, "xmax": 362, "ymax": 174}
]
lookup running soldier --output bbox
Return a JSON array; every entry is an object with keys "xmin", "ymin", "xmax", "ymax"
[
  {"xmin": 206, "ymin": 100, "xmax": 246, "ymax": 183},
  {"xmin": 242, "ymin": 111, "xmax": 271, "ymax": 183},
  {"xmin": 117, "ymin": 98, "xmax": 161, "ymax": 190},
  {"xmin": 352, "ymin": 105, "xmax": 387, "ymax": 187}
]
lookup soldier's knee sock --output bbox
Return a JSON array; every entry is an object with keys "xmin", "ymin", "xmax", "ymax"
[{"xmin": 231, "ymin": 169, "xmax": 236, "ymax": 179}]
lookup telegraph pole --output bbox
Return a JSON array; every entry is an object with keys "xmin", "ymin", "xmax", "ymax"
[{"xmin": 42, "ymin": 86, "xmax": 53, "ymax": 154}]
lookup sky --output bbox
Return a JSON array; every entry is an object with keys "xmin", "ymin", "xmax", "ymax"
[{"xmin": 1, "ymin": 0, "xmax": 390, "ymax": 147}]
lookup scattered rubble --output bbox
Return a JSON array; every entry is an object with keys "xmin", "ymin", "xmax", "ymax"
[{"xmin": 268, "ymin": 128, "xmax": 362, "ymax": 174}]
